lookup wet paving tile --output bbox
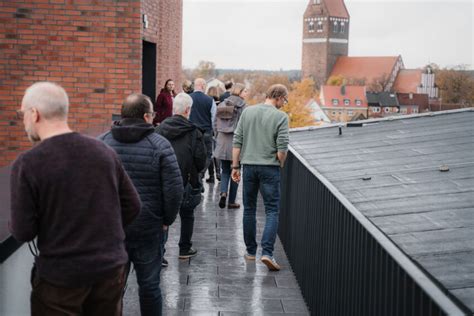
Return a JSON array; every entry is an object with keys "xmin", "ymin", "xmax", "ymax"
[{"xmin": 123, "ymin": 178, "xmax": 309, "ymax": 314}]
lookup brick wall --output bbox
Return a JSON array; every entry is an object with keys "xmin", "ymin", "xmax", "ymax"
[{"xmin": 0, "ymin": 0, "xmax": 183, "ymax": 168}]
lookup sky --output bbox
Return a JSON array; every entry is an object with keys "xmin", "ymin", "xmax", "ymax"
[{"xmin": 182, "ymin": 0, "xmax": 473, "ymax": 70}]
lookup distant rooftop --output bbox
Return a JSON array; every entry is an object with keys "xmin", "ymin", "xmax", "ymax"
[{"xmin": 289, "ymin": 109, "xmax": 474, "ymax": 313}]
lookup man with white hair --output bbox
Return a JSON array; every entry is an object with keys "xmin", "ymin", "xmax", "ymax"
[
  {"xmin": 157, "ymin": 93, "xmax": 207, "ymax": 260},
  {"xmin": 189, "ymin": 78, "xmax": 216, "ymax": 186},
  {"xmin": 10, "ymin": 82, "xmax": 141, "ymax": 315}
]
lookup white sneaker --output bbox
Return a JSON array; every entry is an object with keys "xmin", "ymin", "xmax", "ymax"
[{"xmin": 261, "ymin": 255, "xmax": 281, "ymax": 271}]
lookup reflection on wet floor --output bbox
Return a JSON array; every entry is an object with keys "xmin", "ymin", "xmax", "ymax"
[
  {"xmin": 0, "ymin": 179, "xmax": 309, "ymax": 315},
  {"xmin": 123, "ymin": 181, "xmax": 309, "ymax": 315}
]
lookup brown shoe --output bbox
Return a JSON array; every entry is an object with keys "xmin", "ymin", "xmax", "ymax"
[{"xmin": 227, "ymin": 203, "xmax": 240, "ymax": 209}]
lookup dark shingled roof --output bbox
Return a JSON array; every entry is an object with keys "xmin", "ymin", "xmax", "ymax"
[
  {"xmin": 289, "ymin": 109, "xmax": 474, "ymax": 313},
  {"xmin": 366, "ymin": 92, "xmax": 399, "ymax": 107}
]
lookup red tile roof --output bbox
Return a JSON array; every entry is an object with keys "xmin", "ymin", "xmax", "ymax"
[
  {"xmin": 397, "ymin": 93, "xmax": 429, "ymax": 111},
  {"xmin": 325, "ymin": 0, "xmax": 349, "ymax": 18},
  {"xmin": 330, "ymin": 56, "xmax": 399, "ymax": 85},
  {"xmin": 321, "ymin": 85, "xmax": 368, "ymax": 107},
  {"xmin": 392, "ymin": 69, "xmax": 423, "ymax": 93}
]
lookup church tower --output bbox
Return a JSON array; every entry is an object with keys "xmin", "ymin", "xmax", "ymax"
[{"xmin": 301, "ymin": 0, "xmax": 350, "ymax": 87}]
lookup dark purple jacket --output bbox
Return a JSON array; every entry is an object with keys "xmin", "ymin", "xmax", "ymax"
[{"xmin": 10, "ymin": 132, "xmax": 140, "ymax": 287}]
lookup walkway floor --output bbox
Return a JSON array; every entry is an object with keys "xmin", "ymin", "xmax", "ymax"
[{"xmin": 124, "ymin": 180, "xmax": 309, "ymax": 315}]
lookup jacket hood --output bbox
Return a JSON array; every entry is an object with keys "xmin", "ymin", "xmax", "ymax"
[
  {"xmin": 111, "ymin": 118, "xmax": 155, "ymax": 143},
  {"xmin": 224, "ymin": 95, "xmax": 246, "ymax": 108},
  {"xmin": 157, "ymin": 115, "xmax": 197, "ymax": 140}
]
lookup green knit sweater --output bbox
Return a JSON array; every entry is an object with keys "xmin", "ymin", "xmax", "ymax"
[{"xmin": 233, "ymin": 103, "xmax": 289, "ymax": 166}]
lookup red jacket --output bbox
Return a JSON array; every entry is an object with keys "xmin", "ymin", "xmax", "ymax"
[{"xmin": 154, "ymin": 89, "xmax": 174, "ymax": 124}]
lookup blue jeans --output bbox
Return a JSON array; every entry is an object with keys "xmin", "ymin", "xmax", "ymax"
[
  {"xmin": 220, "ymin": 160, "xmax": 239, "ymax": 204},
  {"xmin": 242, "ymin": 165, "xmax": 281, "ymax": 257},
  {"xmin": 126, "ymin": 235, "xmax": 163, "ymax": 316}
]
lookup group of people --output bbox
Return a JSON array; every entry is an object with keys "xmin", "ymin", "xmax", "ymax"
[{"xmin": 9, "ymin": 79, "xmax": 290, "ymax": 315}]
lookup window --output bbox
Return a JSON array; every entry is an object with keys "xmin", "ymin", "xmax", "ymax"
[
  {"xmin": 384, "ymin": 107, "xmax": 391, "ymax": 113},
  {"xmin": 348, "ymin": 110, "xmax": 353, "ymax": 116},
  {"xmin": 401, "ymin": 108, "xmax": 407, "ymax": 114},
  {"xmin": 340, "ymin": 22, "xmax": 345, "ymax": 33},
  {"xmin": 413, "ymin": 108, "xmax": 419, "ymax": 113},
  {"xmin": 355, "ymin": 99, "xmax": 362, "ymax": 106},
  {"xmin": 344, "ymin": 99, "xmax": 350, "ymax": 106},
  {"xmin": 317, "ymin": 21, "xmax": 323, "ymax": 32},
  {"xmin": 313, "ymin": 0, "xmax": 321, "ymax": 4},
  {"xmin": 332, "ymin": 111, "xmax": 336, "ymax": 115},
  {"xmin": 309, "ymin": 21, "xmax": 315, "ymax": 32},
  {"xmin": 372, "ymin": 107, "xmax": 380, "ymax": 113},
  {"xmin": 333, "ymin": 21, "xmax": 339, "ymax": 33},
  {"xmin": 332, "ymin": 99, "xmax": 339, "ymax": 106}
]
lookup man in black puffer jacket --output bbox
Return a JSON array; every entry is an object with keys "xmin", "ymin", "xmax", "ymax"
[
  {"xmin": 99, "ymin": 93, "xmax": 183, "ymax": 316},
  {"xmin": 157, "ymin": 93, "xmax": 207, "ymax": 261}
]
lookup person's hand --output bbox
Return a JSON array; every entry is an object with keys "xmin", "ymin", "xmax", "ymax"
[
  {"xmin": 231, "ymin": 169, "xmax": 241, "ymax": 183},
  {"xmin": 163, "ymin": 225, "xmax": 168, "ymax": 232}
]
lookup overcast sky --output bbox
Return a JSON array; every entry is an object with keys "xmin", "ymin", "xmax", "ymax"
[{"xmin": 182, "ymin": 0, "xmax": 473, "ymax": 70}]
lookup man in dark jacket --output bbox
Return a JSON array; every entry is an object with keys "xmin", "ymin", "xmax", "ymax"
[
  {"xmin": 10, "ymin": 82, "xmax": 141, "ymax": 315},
  {"xmin": 99, "ymin": 93, "xmax": 183, "ymax": 316},
  {"xmin": 157, "ymin": 93, "xmax": 207, "ymax": 260},
  {"xmin": 189, "ymin": 78, "xmax": 216, "ymax": 185}
]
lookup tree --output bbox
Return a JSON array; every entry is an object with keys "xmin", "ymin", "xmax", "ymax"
[
  {"xmin": 368, "ymin": 73, "xmax": 391, "ymax": 92},
  {"xmin": 436, "ymin": 66, "xmax": 474, "ymax": 106},
  {"xmin": 192, "ymin": 60, "xmax": 216, "ymax": 80},
  {"xmin": 327, "ymin": 75, "xmax": 345, "ymax": 86},
  {"xmin": 282, "ymin": 78, "xmax": 319, "ymax": 128}
]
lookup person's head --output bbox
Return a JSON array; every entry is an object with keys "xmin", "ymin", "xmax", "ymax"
[
  {"xmin": 231, "ymin": 83, "xmax": 249, "ymax": 100},
  {"xmin": 207, "ymin": 86, "xmax": 220, "ymax": 102},
  {"xmin": 121, "ymin": 93, "xmax": 155, "ymax": 124},
  {"xmin": 265, "ymin": 84, "xmax": 289, "ymax": 109},
  {"xmin": 182, "ymin": 80, "xmax": 194, "ymax": 94},
  {"xmin": 193, "ymin": 78, "xmax": 206, "ymax": 92},
  {"xmin": 173, "ymin": 93, "xmax": 193, "ymax": 119},
  {"xmin": 164, "ymin": 79, "xmax": 175, "ymax": 93},
  {"xmin": 224, "ymin": 80, "xmax": 234, "ymax": 91},
  {"xmin": 20, "ymin": 82, "xmax": 69, "ymax": 143}
]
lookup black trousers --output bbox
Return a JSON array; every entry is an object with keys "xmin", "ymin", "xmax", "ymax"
[{"xmin": 178, "ymin": 204, "xmax": 195, "ymax": 251}]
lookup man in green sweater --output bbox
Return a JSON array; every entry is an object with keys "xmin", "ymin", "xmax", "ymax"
[{"xmin": 231, "ymin": 84, "xmax": 290, "ymax": 271}]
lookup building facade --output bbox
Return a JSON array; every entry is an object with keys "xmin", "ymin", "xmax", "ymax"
[
  {"xmin": 0, "ymin": 0, "xmax": 183, "ymax": 167},
  {"xmin": 301, "ymin": 0, "xmax": 349, "ymax": 87},
  {"xmin": 319, "ymin": 85, "xmax": 368, "ymax": 122}
]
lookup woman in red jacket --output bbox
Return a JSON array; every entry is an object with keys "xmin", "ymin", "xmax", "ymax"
[{"xmin": 154, "ymin": 79, "xmax": 176, "ymax": 125}]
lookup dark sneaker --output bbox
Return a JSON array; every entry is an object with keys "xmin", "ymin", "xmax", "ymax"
[
  {"xmin": 261, "ymin": 255, "xmax": 281, "ymax": 271},
  {"xmin": 161, "ymin": 258, "xmax": 169, "ymax": 268},
  {"xmin": 216, "ymin": 174, "xmax": 221, "ymax": 181},
  {"xmin": 218, "ymin": 193, "xmax": 227, "ymax": 209},
  {"xmin": 179, "ymin": 248, "xmax": 197, "ymax": 259},
  {"xmin": 205, "ymin": 177, "xmax": 215, "ymax": 183},
  {"xmin": 228, "ymin": 203, "xmax": 240, "ymax": 209}
]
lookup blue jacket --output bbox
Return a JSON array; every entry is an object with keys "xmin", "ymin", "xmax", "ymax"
[
  {"xmin": 99, "ymin": 118, "xmax": 183, "ymax": 241},
  {"xmin": 189, "ymin": 91, "xmax": 214, "ymax": 132}
]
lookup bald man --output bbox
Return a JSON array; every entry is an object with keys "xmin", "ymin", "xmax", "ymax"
[
  {"xmin": 10, "ymin": 82, "xmax": 141, "ymax": 315},
  {"xmin": 189, "ymin": 78, "xmax": 216, "ymax": 187}
]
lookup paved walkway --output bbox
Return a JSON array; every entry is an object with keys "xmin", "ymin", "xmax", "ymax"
[{"xmin": 124, "ymin": 180, "xmax": 309, "ymax": 315}]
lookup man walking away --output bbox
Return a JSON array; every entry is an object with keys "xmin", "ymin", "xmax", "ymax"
[
  {"xmin": 157, "ymin": 93, "xmax": 207, "ymax": 260},
  {"xmin": 189, "ymin": 78, "xmax": 216, "ymax": 185},
  {"xmin": 220, "ymin": 80, "xmax": 233, "ymax": 102},
  {"xmin": 10, "ymin": 82, "xmax": 141, "ymax": 316},
  {"xmin": 231, "ymin": 84, "xmax": 290, "ymax": 271},
  {"xmin": 99, "ymin": 93, "xmax": 183, "ymax": 316}
]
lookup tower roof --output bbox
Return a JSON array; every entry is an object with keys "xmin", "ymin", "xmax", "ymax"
[
  {"xmin": 392, "ymin": 69, "xmax": 423, "ymax": 94},
  {"xmin": 325, "ymin": 0, "xmax": 349, "ymax": 18}
]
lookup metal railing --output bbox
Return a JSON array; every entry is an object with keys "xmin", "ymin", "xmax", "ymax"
[{"xmin": 279, "ymin": 148, "xmax": 468, "ymax": 316}]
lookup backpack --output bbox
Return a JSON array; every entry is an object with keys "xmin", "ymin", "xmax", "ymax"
[{"xmin": 215, "ymin": 98, "xmax": 244, "ymax": 133}]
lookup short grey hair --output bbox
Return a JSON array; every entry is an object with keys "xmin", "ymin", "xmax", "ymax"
[
  {"xmin": 173, "ymin": 93, "xmax": 193, "ymax": 115},
  {"xmin": 22, "ymin": 82, "xmax": 69, "ymax": 120}
]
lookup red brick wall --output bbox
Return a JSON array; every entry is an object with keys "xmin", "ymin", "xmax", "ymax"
[{"xmin": 0, "ymin": 0, "xmax": 183, "ymax": 168}]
